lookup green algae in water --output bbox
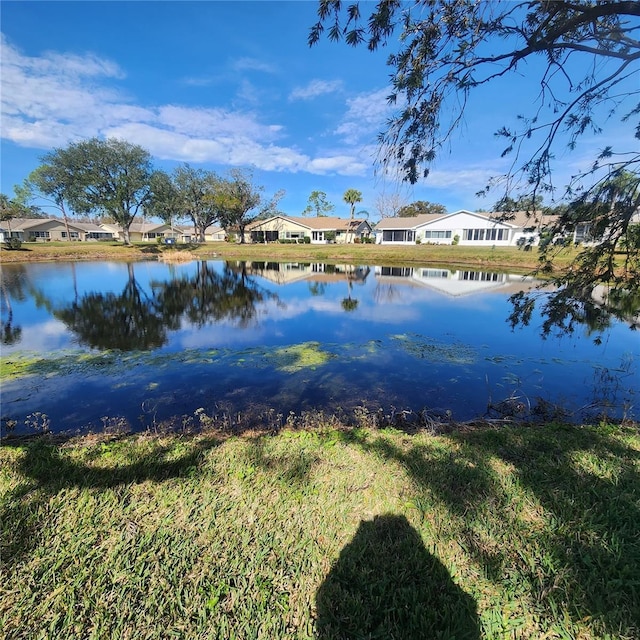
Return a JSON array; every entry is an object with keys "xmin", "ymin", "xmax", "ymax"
[
  {"xmin": 391, "ymin": 333, "xmax": 476, "ymax": 365},
  {"xmin": 262, "ymin": 342, "xmax": 335, "ymax": 373},
  {"xmin": 1, "ymin": 349, "xmax": 222, "ymax": 382}
]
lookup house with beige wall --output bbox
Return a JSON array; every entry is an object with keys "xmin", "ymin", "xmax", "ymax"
[
  {"xmin": 247, "ymin": 215, "xmax": 372, "ymax": 243},
  {"xmin": 100, "ymin": 222, "xmax": 182, "ymax": 243},
  {"xmin": 0, "ymin": 218, "xmax": 114, "ymax": 242}
]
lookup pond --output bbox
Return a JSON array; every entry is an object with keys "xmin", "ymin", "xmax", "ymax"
[{"xmin": 1, "ymin": 259, "xmax": 637, "ymax": 436}]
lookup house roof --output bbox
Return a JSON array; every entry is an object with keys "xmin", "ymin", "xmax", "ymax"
[
  {"xmin": 100, "ymin": 221, "xmax": 180, "ymax": 233},
  {"xmin": 0, "ymin": 217, "xmax": 57, "ymax": 230},
  {"xmin": 490, "ymin": 210, "xmax": 559, "ymax": 229},
  {"xmin": 0, "ymin": 217, "xmax": 108, "ymax": 233},
  {"xmin": 67, "ymin": 221, "xmax": 109, "ymax": 232},
  {"xmin": 376, "ymin": 209, "xmax": 560, "ymax": 230},
  {"xmin": 375, "ymin": 213, "xmax": 446, "ymax": 230}
]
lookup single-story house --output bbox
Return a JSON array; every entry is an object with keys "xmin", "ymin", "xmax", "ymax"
[
  {"xmin": 246, "ymin": 215, "xmax": 372, "ymax": 244},
  {"xmin": 0, "ymin": 217, "xmax": 114, "ymax": 242},
  {"xmin": 173, "ymin": 224, "xmax": 227, "ymax": 242},
  {"xmin": 100, "ymin": 222, "xmax": 182, "ymax": 243},
  {"xmin": 375, "ymin": 210, "xmax": 557, "ymax": 247}
]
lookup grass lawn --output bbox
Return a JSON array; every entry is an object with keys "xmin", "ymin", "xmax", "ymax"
[
  {"xmin": 0, "ymin": 240, "xmax": 580, "ymax": 274},
  {"xmin": 1, "ymin": 422, "xmax": 638, "ymax": 639}
]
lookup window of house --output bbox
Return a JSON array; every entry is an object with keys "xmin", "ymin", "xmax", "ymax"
[
  {"xmin": 463, "ymin": 228, "xmax": 508, "ymax": 241},
  {"xmin": 421, "ymin": 269, "xmax": 449, "ymax": 278},
  {"xmin": 382, "ymin": 230, "xmax": 415, "ymax": 242},
  {"xmin": 312, "ymin": 231, "xmax": 325, "ymax": 241},
  {"xmin": 459, "ymin": 271, "xmax": 504, "ymax": 282},
  {"xmin": 61, "ymin": 231, "xmax": 80, "ymax": 239},
  {"xmin": 285, "ymin": 231, "xmax": 304, "ymax": 239},
  {"xmin": 423, "ymin": 230, "xmax": 451, "ymax": 239},
  {"xmin": 380, "ymin": 266, "xmax": 414, "ymax": 277},
  {"xmin": 29, "ymin": 231, "xmax": 50, "ymax": 239}
]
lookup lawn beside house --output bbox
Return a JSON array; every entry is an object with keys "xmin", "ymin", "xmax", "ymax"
[
  {"xmin": 1, "ymin": 422, "xmax": 638, "ymax": 639},
  {"xmin": 0, "ymin": 240, "xmax": 581, "ymax": 273}
]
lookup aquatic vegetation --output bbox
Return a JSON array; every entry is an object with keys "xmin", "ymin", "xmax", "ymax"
[
  {"xmin": 261, "ymin": 341, "xmax": 335, "ymax": 373},
  {"xmin": 391, "ymin": 333, "xmax": 476, "ymax": 365}
]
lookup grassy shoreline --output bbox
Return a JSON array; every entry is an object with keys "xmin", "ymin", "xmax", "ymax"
[
  {"xmin": 1, "ymin": 422, "xmax": 638, "ymax": 639},
  {"xmin": 0, "ymin": 240, "xmax": 579, "ymax": 273}
]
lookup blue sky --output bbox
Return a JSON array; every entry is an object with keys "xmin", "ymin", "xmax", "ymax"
[{"xmin": 1, "ymin": 1, "xmax": 634, "ymax": 219}]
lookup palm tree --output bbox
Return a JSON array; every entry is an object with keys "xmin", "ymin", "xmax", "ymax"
[{"xmin": 343, "ymin": 189, "xmax": 363, "ymax": 244}]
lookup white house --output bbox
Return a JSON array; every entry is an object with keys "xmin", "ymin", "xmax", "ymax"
[{"xmin": 375, "ymin": 210, "xmax": 555, "ymax": 247}]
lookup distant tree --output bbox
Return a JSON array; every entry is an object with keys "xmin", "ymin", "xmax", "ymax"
[
  {"xmin": 494, "ymin": 194, "xmax": 545, "ymax": 214},
  {"xmin": 0, "ymin": 194, "xmax": 27, "ymax": 222},
  {"xmin": 148, "ymin": 165, "xmax": 221, "ymax": 243},
  {"xmin": 397, "ymin": 201, "xmax": 447, "ymax": 217},
  {"xmin": 37, "ymin": 138, "xmax": 154, "ymax": 245},
  {"xmin": 16, "ymin": 165, "xmax": 79, "ymax": 240},
  {"xmin": 303, "ymin": 190, "xmax": 335, "ymax": 217},
  {"xmin": 343, "ymin": 188, "xmax": 363, "ymax": 243},
  {"xmin": 213, "ymin": 169, "xmax": 284, "ymax": 244},
  {"xmin": 373, "ymin": 192, "xmax": 407, "ymax": 219}
]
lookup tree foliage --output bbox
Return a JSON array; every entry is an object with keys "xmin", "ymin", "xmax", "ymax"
[
  {"xmin": 510, "ymin": 170, "xmax": 640, "ymax": 338},
  {"xmin": 397, "ymin": 200, "xmax": 447, "ymax": 217},
  {"xmin": 212, "ymin": 169, "xmax": 284, "ymax": 243},
  {"xmin": 38, "ymin": 138, "xmax": 154, "ymax": 244},
  {"xmin": 310, "ymin": 1, "xmax": 639, "ymax": 189},
  {"xmin": 303, "ymin": 190, "xmax": 335, "ymax": 217},
  {"xmin": 311, "ymin": 1, "xmax": 640, "ymax": 335},
  {"xmin": 0, "ymin": 194, "xmax": 28, "ymax": 223},
  {"xmin": 343, "ymin": 188, "xmax": 363, "ymax": 243},
  {"xmin": 148, "ymin": 165, "xmax": 221, "ymax": 243}
]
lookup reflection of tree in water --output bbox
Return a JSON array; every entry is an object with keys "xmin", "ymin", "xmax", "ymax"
[
  {"xmin": 316, "ymin": 514, "xmax": 480, "ymax": 639},
  {"xmin": 308, "ymin": 282, "xmax": 326, "ymax": 297},
  {"xmin": 0, "ymin": 265, "xmax": 27, "ymax": 345},
  {"xmin": 55, "ymin": 263, "xmax": 167, "ymax": 350},
  {"xmin": 509, "ymin": 282, "xmax": 640, "ymax": 341},
  {"xmin": 153, "ymin": 261, "xmax": 278, "ymax": 329},
  {"xmin": 341, "ymin": 266, "xmax": 370, "ymax": 313}
]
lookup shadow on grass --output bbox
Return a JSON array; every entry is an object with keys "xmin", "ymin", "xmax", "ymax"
[
  {"xmin": 1, "ymin": 433, "xmax": 222, "ymax": 571},
  {"xmin": 316, "ymin": 514, "xmax": 480, "ymax": 639},
  {"xmin": 342, "ymin": 424, "xmax": 640, "ymax": 637}
]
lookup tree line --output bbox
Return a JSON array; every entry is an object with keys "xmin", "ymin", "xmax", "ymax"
[{"xmin": 2, "ymin": 138, "xmax": 284, "ymax": 245}]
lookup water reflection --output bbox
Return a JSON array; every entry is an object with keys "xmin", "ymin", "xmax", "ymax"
[
  {"xmin": 1, "ymin": 260, "xmax": 637, "ymax": 435},
  {"xmin": 154, "ymin": 261, "xmax": 278, "ymax": 331},
  {"xmin": 55, "ymin": 263, "xmax": 167, "ymax": 350}
]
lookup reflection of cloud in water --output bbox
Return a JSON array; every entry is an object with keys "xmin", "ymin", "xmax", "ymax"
[
  {"xmin": 176, "ymin": 323, "xmax": 268, "ymax": 349},
  {"xmin": 7, "ymin": 320, "xmax": 71, "ymax": 353},
  {"xmin": 263, "ymin": 296, "xmax": 419, "ymax": 324}
]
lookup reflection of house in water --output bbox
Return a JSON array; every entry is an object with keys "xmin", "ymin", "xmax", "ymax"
[
  {"xmin": 375, "ymin": 266, "xmax": 538, "ymax": 297},
  {"xmin": 242, "ymin": 261, "xmax": 370, "ymax": 286}
]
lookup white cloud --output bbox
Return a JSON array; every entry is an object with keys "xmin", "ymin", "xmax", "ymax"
[
  {"xmin": 335, "ymin": 87, "xmax": 396, "ymax": 145},
  {"xmin": 425, "ymin": 167, "xmax": 498, "ymax": 189},
  {"xmin": 0, "ymin": 37, "xmax": 372, "ymax": 178},
  {"xmin": 231, "ymin": 56, "xmax": 277, "ymax": 74},
  {"xmin": 307, "ymin": 155, "xmax": 368, "ymax": 176},
  {"xmin": 289, "ymin": 79, "xmax": 342, "ymax": 101}
]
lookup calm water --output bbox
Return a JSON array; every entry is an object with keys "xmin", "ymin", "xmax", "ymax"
[{"xmin": 1, "ymin": 260, "xmax": 637, "ymax": 436}]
